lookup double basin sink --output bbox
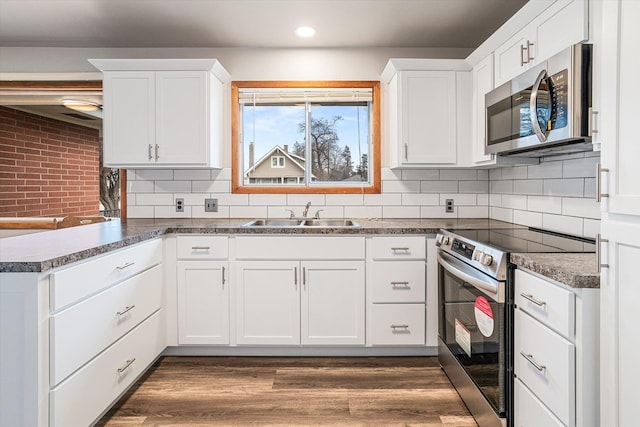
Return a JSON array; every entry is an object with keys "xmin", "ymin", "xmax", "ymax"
[{"xmin": 243, "ymin": 218, "xmax": 360, "ymax": 228}]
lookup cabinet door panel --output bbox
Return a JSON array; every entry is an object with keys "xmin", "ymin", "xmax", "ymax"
[
  {"xmin": 514, "ymin": 379, "xmax": 565, "ymax": 427},
  {"xmin": 301, "ymin": 261, "xmax": 364, "ymax": 345},
  {"xmin": 102, "ymin": 71, "xmax": 155, "ymax": 166},
  {"xmin": 401, "ymin": 71, "xmax": 457, "ymax": 164},
  {"xmin": 371, "ymin": 261, "xmax": 425, "ymax": 303},
  {"xmin": 177, "ymin": 261, "xmax": 229, "ymax": 345},
  {"xmin": 235, "ymin": 261, "xmax": 300, "ymax": 345},
  {"xmin": 156, "ymin": 71, "xmax": 209, "ymax": 165},
  {"xmin": 472, "ymin": 55, "xmax": 494, "ymax": 164}
]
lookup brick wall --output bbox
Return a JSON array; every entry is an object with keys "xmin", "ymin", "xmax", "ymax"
[{"xmin": 0, "ymin": 106, "xmax": 100, "ymax": 217}]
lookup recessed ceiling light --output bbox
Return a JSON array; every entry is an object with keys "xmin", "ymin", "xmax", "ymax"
[{"xmin": 295, "ymin": 26, "xmax": 316, "ymax": 38}]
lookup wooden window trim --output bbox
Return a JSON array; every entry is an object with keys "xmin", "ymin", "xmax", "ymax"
[{"xmin": 231, "ymin": 80, "xmax": 381, "ymax": 194}]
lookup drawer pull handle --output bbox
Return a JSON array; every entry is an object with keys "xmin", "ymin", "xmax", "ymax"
[
  {"xmin": 520, "ymin": 352, "xmax": 546, "ymax": 372},
  {"xmin": 191, "ymin": 246, "xmax": 211, "ymax": 251},
  {"xmin": 117, "ymin": 358, "xmax": 136, "ymax": 374},
  {"xmin": 520, "ymin": 293, "xmax": 546, "ymax": 307},
  {"xmin": 391, "ymin": 281, "xmax": 410, "ymax": 288},
  {"xmin": 391, "ymin": 324, "xmax": 409, "ymax": 329},
  {"xmin": 391, "ymin": 247, "xmax": 410, "ymax": 253},
  {"xmin": 222, "ymin": 266, "xmax": 226, "ymax": 285},
  {"xmin": 117, "ymin": 305, "xmax": 135, "ymax": 316},
  {"xmin": 116, "ymin": 262, "xmax": 135, "ymax": 271}
]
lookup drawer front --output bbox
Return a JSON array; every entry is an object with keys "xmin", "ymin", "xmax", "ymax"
[
  {"xmin": 51, "ymin": 239, "xmax": 162, "ymax": 311},
  {"xmin": 50, "ymin": 264, "xmax": 163, "ymax": 386},
  {"xmin": 514, "ymin": 379, "xmax": 565, "ymax": 427},
  {"xmin": 515, "ymin": 309, "xmax": 575, "ymax": 426},
  {"xmin": 177, "ymin": 235, "xmax": 228, "ymax": 260},
  {"xmin": 371, "ymin": 261, "xmax": 425, "ymax": 303},
  {"xmin": 515, "ymin": 269, "xmax": 575, "ymax": 339},
  {"xmin": 236, "ymin": 236, "xmax": 365, "ymax": 260},
  {"xmin": 370, "ymin": 304, "xmax": 425, "ymax": 345},
  {"xmin": 370, "ymin": 236, "xmax": 426, "ymax": 260},
  {"xmin": 50, "ymin": 310, "xmax": 165, "ymax": 427}
]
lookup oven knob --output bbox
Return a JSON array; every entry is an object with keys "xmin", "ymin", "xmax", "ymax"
[
  {"xmin": 480, "ymin": 253, "xmax": 494, "ymax": 266},
  {"xmin": 436, "ymin": 234, "xmax": 450, "ymax": 246}
]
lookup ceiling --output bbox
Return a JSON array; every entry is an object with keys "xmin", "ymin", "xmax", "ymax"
[{"xmin": 0, "ymin": 0, "xmax": 528, "ymax": 49}]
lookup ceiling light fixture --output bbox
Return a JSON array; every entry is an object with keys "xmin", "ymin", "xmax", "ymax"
[
  {"xmin": 295, "ymin": 26, "xmax": 316, "ymax": 38},
  {"xmin": 62, "ymin": 99, "xmax": 102, "ymax": 112}
]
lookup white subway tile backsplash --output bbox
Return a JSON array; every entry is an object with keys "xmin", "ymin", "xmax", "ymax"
[
  {"xmin": 583, "ymin": 218, "xmax": 600, "ymax": 238},
  {"xmin": 584, "ymin": 178, "xmax": 597, "ymax": 198},
  {"xmin": 490, "ymin": 180, "xmax": 514, "ymax": 194},
  {"xmin": 502, "ymin": 165, "xmax": 528, "ymax": 180},
  {"xmin": 543, "ymin": 178, "xmax": 584, "ymax": 197},
  {"xmin": 364, "ymin": 193, "xmax": 402, "ymax": 206},
  {"xmin": 155, "ymin": 205, "xmax": 192, "ymax": 218},
  {"xmin": 229, "ymin": 205, "xmax": 269, "ymax": 218},
  {"xmin": 381, "ymin": 168, "xmax": 402, "ymax": 181},
  {"xmin": 440, "ymin": 169, "xmax": 476, "ymax": 180},
  {"xmin": 192, "ymin": 206, "xmax": 230, "ymax": 218},
  {"xmin": 527, "ymin": 196, "xmax": 562, "ymax": 214},
  {"xmin": 513, "ymin": 210, "xmax": 543, "ymax": 228},
  {"xmin": 421, "ymin": 180, "xmax": 458, "ymax": 193},
  {"xmin": 131, "ymin": 169, "xmax": 174, "ymax": 181},
  {"xmin": 440, "ymin": 193, "xmax": 477, "ymax": 206},
  {"xmin": 420, "ymin": 206, "xmax": 456, "ymax": 218},
  {"xmin": 135, "ymin": 193, "xmax": 174, "ymax": 206},
  {"xmin": 502, "ymin": 194, "xmax": 527, "ymax": 210},
  {"xmin": 307, "ymin": 206, "xmax": 344, "ymax": 218},
  {"xmin": 477, "ymin": 194, "xmax": 489, "ymax": 206},
  {"xmin": 154, "ymin": 180, "xmax": 192, "ymax": 193},
  {"xmin": 513, "ymin": 179, "xmax": 543, "ymax": 195},
  {"xmin": 325, "ymin": 194, "xmax": 364, "ymax": 206},
  {"xmin": 127, "ymin": 205, "xmax": 154, "ymax": 218},
  {"xmin": 287, "ymin": 194, "xmax": 326, "ymax": 206},
  {"xmin": 211, "ymin": 168, "xmax": 232, "ymax": 180},
  {"xmin": 173, "ymin": 169, "xmax": 212, "ymax": 181},
  {"xmin": 562, "ymin": 156, "xmax": 599, "ymax": 178},
  {"xmin": 192, "ymin": 180, "xmax": 231, "ymax": 193},
  {"xmin": 383, "ymin": 180, "xmax": 421, "ymax": 193},
  {"xmin": 477, "ymin": 169, "xmax": 489, "ymax": 180},
  {"xmin": 127, "ymin": 180, "xmax": 154, "ymax": 193},
  {"xmin": 489, "ymin": 193, "xmax": 502, "ymax": 206},
  {"xmin": 562, "ymin": 197, "xmax": 601, "ymax": 220},
  {"xmin": 249, "ymin": 194, "xmax": 287, "ymax": 206},
  {"xmin": 489, "ymin": 168, "xmax": 503, "ymax": 180},
  {"xmin": 175, "ymin": 193, "xmax": 210, "ymax": 206},
  {"xmin": 401, "ymin": 193, "xmax": 440, "ymax": 206},
  {"xmin": 401, "ymin": 169, "xmax": 439, "ymax": 181},
  {"xmin": 458, "ymin": 206, "xmax": 489, "ymax": 218},
  {"xmin": 382, "ymin": 206, "xmax": 420, "ymax": 218},
  {"xmin": 527, "ymin": 161, "xmax": 563, "ymax": 179},
  {"xmin": 542, "ymin": 213, "xmax": 584, "ymax": 236},
  {"xmin": 345, "ymin": 205, "xmax": 382, "ymax": 219},
  {"xmin": 459, "ymin": 180, "xmax": 489, "ymax": 193},
  {"xmin": 490, "ymin": 206, "xmax": 514, "ymax": 223}
]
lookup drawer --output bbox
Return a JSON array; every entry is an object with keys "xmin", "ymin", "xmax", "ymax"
[
  {"xmin": 371, "ymin": 261, "xmax": 425, "ymax": 303},
  {"xmin": 50, "ymin": 310, "xmax": 165, "ymax": 427},
  {"xmin": 177, "ymin": 235, "xmax": 228, "ymax": 259},
  {"xmin": 515, "ymin": 269, "xmax": 575, "ymax": 339},
  {"xmin": 515, "ymin": 309, "xmax": 575, "ymax": 426},
  {"xmin": 236, "ymin": 236, "xmax": 365, "ymax": 260},
  {"xmin": 514, "ymin": 378, "xmax": 565, "ymax": 427},
  {"xmin": 369, "ymin": 236, "xmax": 426, "ymax": 260},
  {"xmin": 370, "ymin": 304, "xmax": 425, "ymax": 345},
  {"xmin": 50, "ymin": 264, "xmax": 163, "ymax": 386},
  {"xmin": 51, "ymin": 239, "xmax": 162, "ymax": 311}
]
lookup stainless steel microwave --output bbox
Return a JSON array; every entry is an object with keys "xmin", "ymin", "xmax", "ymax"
[{"xmin": 485, "ymin": 43, "xmax": 592, "ymax": 157}]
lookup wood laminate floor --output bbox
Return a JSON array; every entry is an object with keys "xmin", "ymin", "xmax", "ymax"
[{"xmin": 96, "ymin": 356, "xmax": 477, "ymax": 426}]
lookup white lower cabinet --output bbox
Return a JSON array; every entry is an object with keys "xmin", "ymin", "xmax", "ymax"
[
  {"xmin": 235, "ymin": 259, "xmax": 365, "ymax": 346},
  {"xmin": 370, "ymin": 304, "xmax": 425, "ymax": 346},
  {"xmin": 514, "ymin": 268, "xmax": 599, "ymax": 427},
  {"xmin": 234, "ymin": 236, "xmax": 366, "ymax": 346}
]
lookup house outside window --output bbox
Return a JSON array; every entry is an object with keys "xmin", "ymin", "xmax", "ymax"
[{"xmin": 232, "ymin": 81, "xmax": 381, "ymax": 194}]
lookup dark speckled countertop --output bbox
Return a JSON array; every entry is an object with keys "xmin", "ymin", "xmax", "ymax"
[{"xmin": 0, "ymin": 218, "xmax": 599, "ymax": 288}]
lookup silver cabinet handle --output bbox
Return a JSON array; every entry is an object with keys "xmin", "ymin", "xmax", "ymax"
[
  {"xmin": 294, "ymin": 267, "xmax": 297, "ymax": 288},
  {"xmin": 520, "ymin": 44, "xmax": 527, "ymax": 66},
  {"xmin": 116, "ymin": 261, "xmax": 135, "ymax": 271},
  {"xmin": 117, "ymin": 305, "xmax": 135, "ymax": 316},
  {"xmin": 596, "ymin": 162, "xmax": 610, "ymax": 202},
  {"xmin": 391, "ymin": 324, "xmax": 409, "ymax": 329},
  {"xmin": 589, "ymin": 108, "xmax": 599, "ymax": 136},
  {"xmin": 155, "ymin": 144, "xmax": 159, "ymax": 160},
  {"xmin": 302, "ymin": 267, "xmax": 306, "ymax": 287},
  {"xmin": 404, "ymin": 143, "xmax": 408, "ymax": 161},
  {"xmin": 222, "ymin": 266, "xmax": 226, "ymax": 285},
  {"xmin": 391, "ymin": 247, "xmax": 410, "ymax": 254},
  {"xmin": 597, "ymin": 234, "xmax": 609, "ymax": 272},
  {"xmin": 520, "ymin": 352, "xmax": 545, "ymax": 372},
  {"xmin": 148, "ymin": 144, "xmax": 153, "ymax": 160},
  {"xmin": 520, "ymin": 293, "xmax": 546, "ymax": 307},
  {"xmin": 191, "ymin": 246, "xmax": 211, "ymax": 251},
  {"xmin": 391, "ymin": 281, "xmax": 410, "ymax": 288},
  {"xmin": 117, "ymin": 358, "xmax": 136, "ymax": 374},
  {"xmin": 526, "ymin": 40, "xmax": 535, "ymax": 62}
]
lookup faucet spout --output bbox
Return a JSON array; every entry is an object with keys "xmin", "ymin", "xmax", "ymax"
[{"xmin": 303, "ymin": 202, "xmax": 311, "ymax": 217}]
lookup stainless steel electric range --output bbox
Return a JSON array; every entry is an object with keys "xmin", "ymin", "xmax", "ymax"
[{"xmin": 435, "ymin": 227, "xmax": 595, "ymax": 427}]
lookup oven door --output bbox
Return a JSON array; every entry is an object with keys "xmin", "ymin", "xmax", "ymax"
[{"xmin": 438, "ymin": 250, "xmax": 506, "ymax": 416}]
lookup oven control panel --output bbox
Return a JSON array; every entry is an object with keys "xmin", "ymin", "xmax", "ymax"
[
  {"xmin": 451, "ymin": 239, "xmax": 475, "ymax": 260},
  {"xmin": 436, "ymin": 229, "xmax": 507, "ymax": 281}
]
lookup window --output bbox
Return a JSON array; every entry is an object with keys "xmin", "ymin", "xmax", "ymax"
[{"xmin": 232, "ymin": 81, "xmax": 380, "ymax": 194}]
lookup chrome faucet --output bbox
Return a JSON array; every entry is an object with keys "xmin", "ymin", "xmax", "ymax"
[
  {"xmin": 285, "ymin": 209, "xmax": 296, "ymax": 219},
  {"xmin": 302, "ymin": 202, "xmax": 311, "ymax": 217},
  {"xmin": 313, "ymin": 209, "xmax": 324, "ymax": 219}
]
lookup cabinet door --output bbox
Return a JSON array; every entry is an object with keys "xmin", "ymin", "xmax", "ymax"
[
  {"xmin": 102, "ymin": 71, "xmax": 155, "ymax": 166},
  {"xmin": 301, "ymin": 260, "xmax": 365, "ymax": 345},
  {"xmin": 472, "ymin": 54, "xmax": 494, "ymax": 164},
  {"xmin": 156, "ymin": 71, "xmax": 209, "ymax": 166},
  {"xmin": 235, "ymin": 261, "xmax": 300, "ymax": 345},
  {"xmin": 534, "ymin": 0, "xmax": 588, "ymax": 63},
  {"xmin": 399, "ymin": 71, "xmax": 457, "ymax": 165},
  {"xmin": 494, "ymin": 30, "xmax": 533, "ymax": 86},
  {"xmin": 177, "ymin": 261, "xmax": 229, "ymax": 345}
]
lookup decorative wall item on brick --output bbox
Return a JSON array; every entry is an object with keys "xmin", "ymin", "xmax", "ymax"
[{"xmin": 0, "ymin": 106, "xmax": 100, "ymax": 217}]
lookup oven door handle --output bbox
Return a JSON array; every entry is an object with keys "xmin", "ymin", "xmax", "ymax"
[{"xmin": 438, "ymin": 251, "xmax": 502, "ymax": 300}]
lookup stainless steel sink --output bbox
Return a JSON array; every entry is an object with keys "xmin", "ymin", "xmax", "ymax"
[
  {"xmin": 242, "ymin": 218, "xmax": 360, "ymax": 228},
  {"xmin": 301, "ymin": 219, "xmax": 360, "ymax": 227}
]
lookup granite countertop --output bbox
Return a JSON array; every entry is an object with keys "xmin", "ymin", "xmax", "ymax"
[
  {"xmin": 0, "ymin": 218, "xmax": 515, "ymax": 273},
  {"xmin": 510, "ymin": 252, "xmax": 599, "ymax": 289}
]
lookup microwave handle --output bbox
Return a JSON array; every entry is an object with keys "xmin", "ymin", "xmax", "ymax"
[{"xmin": 530, "ymin": 69, "xmax": 549, "ymax": 142}]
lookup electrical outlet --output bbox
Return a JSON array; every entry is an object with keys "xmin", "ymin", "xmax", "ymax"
[
  {"xmin": 445, "ymin": 199, "xmax": 454, "ymax": 213},
  {"xmin": 175, "ymin": 198, "xmax": 184, "ymax": 212},
  {"xmin": 205, "ymin": 198, "xmax": 218, "ymax": 212}
]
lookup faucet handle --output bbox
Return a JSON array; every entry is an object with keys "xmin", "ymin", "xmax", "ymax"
[
  {"xmin": 313, "ymin": 209, "xmax": 324, "ymax": 219},
  {"xmin": 285, "ymin": 209, "xmax": 296, "ymax": 219}
]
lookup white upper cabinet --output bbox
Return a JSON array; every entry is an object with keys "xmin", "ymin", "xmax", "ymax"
[
  {"xmin": 471, "ymin": 54, "xmax": 495, "ymax": 165},
  {"xmin": 494, "ymin": 0, "xmax": 588, "ymax": 86},
  {"xmin": 89, "ymin": 59, "xmax": 230, "ymax": 169},
  {"xmin": 383, "ymin": 59, "xmax": 470, "ymax": 168}
]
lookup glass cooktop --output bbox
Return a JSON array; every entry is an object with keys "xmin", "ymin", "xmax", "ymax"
[{"xmin": 447, "ymin": 227, "xmax": 596, "ymax": 254}]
